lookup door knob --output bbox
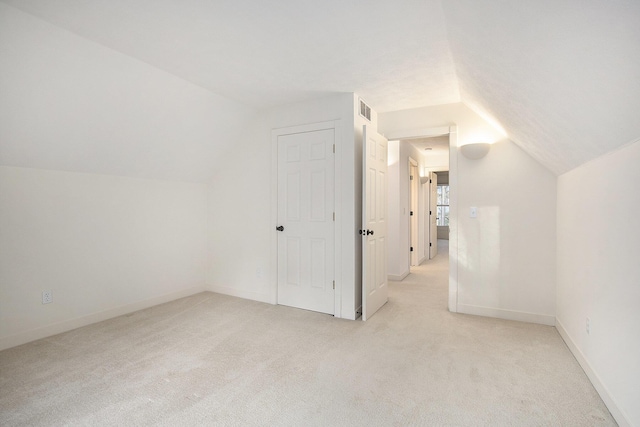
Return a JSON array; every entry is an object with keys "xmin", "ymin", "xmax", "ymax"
[
  {"xmin": 366, "ymin": 230, "xmax": 374, "ymax": 236},
  {"xmin": 276, "ymin": 225, "xmax": 284, "ymax": 232}
]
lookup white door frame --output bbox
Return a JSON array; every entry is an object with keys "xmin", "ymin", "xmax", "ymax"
[
  {"xmin": 382, "ymin": 125, "xmax": 458, "ymax": 313},
  {"xmin": 429, "ymin": 171, "xmax": 438, "ymax": 260},
  {"xmin": 271, "ymin": 120, "xmax": 343, "ymax": 317},
  {"xmin": 409, "ymin": 158, "xmax": 419, "ymax": 267}
]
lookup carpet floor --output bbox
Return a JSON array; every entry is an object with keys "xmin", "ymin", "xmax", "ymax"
[{"xmin": 0, "ymin": 241, "xmax": 616, "ymax": 426}]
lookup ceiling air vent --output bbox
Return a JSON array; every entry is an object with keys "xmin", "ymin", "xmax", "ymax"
[{"xmin": 359, "ymin": 99, "xmax": 371, "ymax": 122}]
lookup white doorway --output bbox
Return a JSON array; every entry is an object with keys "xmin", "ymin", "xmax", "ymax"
[
  {"xmin": 276, "ymin": 127, "xmax": 335, "ymax": 315},
  {"xmin": 384, "ymin": 127, "xmax": 457, "ymax": 312}
]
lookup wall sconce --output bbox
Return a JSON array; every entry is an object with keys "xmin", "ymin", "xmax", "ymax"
[{"xmin": 460, "ymin": 142, "xmax": 491, "ymax": 160}]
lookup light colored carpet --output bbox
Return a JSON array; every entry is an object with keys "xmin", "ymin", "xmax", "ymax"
[{"xmin": 0, "ymin": 241, "xmax": 616, "ymax": 426}]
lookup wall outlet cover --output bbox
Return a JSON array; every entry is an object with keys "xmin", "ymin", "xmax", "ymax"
[{"xmin": 42, "ymin": 290, "xmax": 52, "ymax": 304}]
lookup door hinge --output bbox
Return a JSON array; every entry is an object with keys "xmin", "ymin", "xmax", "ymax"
[
  {"xmin": 430, "ymin": 179, "xmax": 432, "ymax": 183},
  {"xmin": 410, "ymin": 246, "xmax": 414, "ymax": 252},
  {"xmin": 333, "ymin": 280, "xmax": 335, "ymax": 289},
  {"xmin": 333, "ymin": 144, "xmax": 335, "ymax": 153},
  {"xmin": 333, "ymin": 212, "xmax": 335, "ymax": 221},
  {"xmin": 430, "ymin": 242, "xmax": 432, "ymax": 247},
  {"xmin": 429, "ymin": 210, "xmax": 432, "ymax": 215},
  {"xmin": 410, "ymin": 211, "xmax": 414, "ymax": 216},
  {"xmin": 410, "ymin": 175, "xmax": 413, "ymax": 180}
]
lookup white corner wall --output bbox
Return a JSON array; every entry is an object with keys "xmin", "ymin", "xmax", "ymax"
[
  {"xmin": 206, "ymin": 93, "xmax": 361, "ymax": 319},
  {"xmin": 0, "ymin": 166, "xmax": 207, "ymax": 350},
  {"xmin": 380, "ymin": 103, "xmax": 557, "ymax": 325},
  {"xmin": 556, "ymin": 139, "xmax": 640, "ymax": 426},
  {"xmin": 0, "ymin": 3, "xmax": 251, "ymax": 183},
  {"xmin": 0, "ymin": 4, "xmax": 243, "ymax": 350}
]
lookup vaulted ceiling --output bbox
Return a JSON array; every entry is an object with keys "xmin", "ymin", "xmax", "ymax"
[{"xmin": 1, "ymin": 0, "xmax": 639, "ymax": 176}]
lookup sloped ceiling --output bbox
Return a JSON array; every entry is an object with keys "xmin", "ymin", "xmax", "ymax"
[
  {"xmin": 441, "ymin": 0, "xmax": 640, "ymax": 174},
  {"xmin": 1, "ymin": 0, "xmax": 639, "ymax": 177},
  {"xmin": 0, "ymin": 0, "xmax": 459, "ymax": 111}
]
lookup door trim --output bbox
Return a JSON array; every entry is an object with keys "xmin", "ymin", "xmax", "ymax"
[
  {"xmin": 409, "ymin": 158, "xmax": 419, "ymax": 267},
  {"xmin": 271, "ymin": 120, "xmax": 343, "ymax": 317},
  {"xmin": 383, "ymin": 125, "xmax": 458, "ymax": 313}
]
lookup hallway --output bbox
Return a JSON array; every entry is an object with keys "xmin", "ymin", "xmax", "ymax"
[{"xmin": 384, "ymin": 239, "xmax": 615, "ymax": 425}]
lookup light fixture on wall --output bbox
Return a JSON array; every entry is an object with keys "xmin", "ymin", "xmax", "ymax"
[{"xmin": 460, "ymin": 142, "xmax": 491, "ymax": 160}]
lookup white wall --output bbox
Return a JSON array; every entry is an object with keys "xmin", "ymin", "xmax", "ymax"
[
  {"xmin": 380, "ymin": 103, "xmax": 557, "ymax": 325},
  {"xmin": 206, "ymin": 93, "xmax": 364, "ymax": 319},
  {"xmin": 386, "ymin": 141, "xmax": 402, "ymax": 278},
  {"xmin": 456, "ymin": 140, "xmax": 556, "ymax": 323},
  {"xmin": 556, "ymin": 140, "xmax": 640, "ymax": 426},
  {"xmin": 0, "ymin": 4, "xmax": 241, "ymax": 350},
  {"xmin": 0, "ymin": 166, "xmax": 207, "ymax": 350},
  {"xmin": 0, "ymin": 3, "xmax": 251, "ymax": 183}
]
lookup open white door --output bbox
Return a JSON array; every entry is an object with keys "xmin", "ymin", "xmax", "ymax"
[
  {"xmin": 361, "ymin": 125, "xmax": 388, "ymax": 321},
  {"xmin": 429, "ymin": 172, "xmax": 438, "ymax": 259}
]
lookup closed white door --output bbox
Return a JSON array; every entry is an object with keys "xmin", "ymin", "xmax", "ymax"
[
  {"xmin": 430, "ymin": 172, "xmax": 438, "ymax": 259},
  {"xmin": 362, "ymin": 125, "xmax": 388, "ymax": 321},
  {"xmin": 277, "ymin": 129, "xmax": 335, "ymax": 315}
]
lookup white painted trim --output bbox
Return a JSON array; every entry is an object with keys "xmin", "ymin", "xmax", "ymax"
[
  {"xmin": 556, "ymin": 319, "xmax": 631, "ymax": 427},
  {"xmin": 271, "ymin": 120, "xmax": 342, "ymax": 316},
  {"xmin": 424, "ymin": 164, "xmax": 450, "ymax": 173},
  {"xmin": 208, "ymin": 285, "xmax": 271, "ymax": 304},
  {"xmin": 409, "ymin": 157, "xmax": 419, "ymax": 268},
  {"xmin": 448, "ymin": 126, "xmax": 458, "ymax": 313},
  {"xmin": 333, "ymin": 120, "xmax": 343, "ymax": 318},
  {"xmin": 0, "ymin": 286, "xmax": 206, "ymax": 351},
  {"xmin": 388, "ymin": 271, "xmax": 410, "ymax": 281},
  {"xmin": 457, "ymin": 304, "xmax": 556, "ymax": 326},
  {"xmin": 383, "ymin": 126, "xmax": 450, "ymax": 140}
]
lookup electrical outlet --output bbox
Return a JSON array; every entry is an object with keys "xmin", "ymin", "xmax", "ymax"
[
  {"xmin": 586, "ymin": 317, "xmax": 590, "ymax": 335},
  {"xmin": 42, "ymin": 290, "xmax": 52, "ymax": 304}
]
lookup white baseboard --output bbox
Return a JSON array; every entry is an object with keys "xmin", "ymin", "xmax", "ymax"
[
  {"xmin": 388, "ymin": 271, "xmax": 410, "ymax": 281},
  {"xmin": 457, "ymin": 303, "xmax": 556, "ymax": 326},
  {"xmin": 555, "ymin": 319, "xmax": 631, "ymax": 427},
  {"xmin": 207, "ymin": 284, "xmax": 272, "ymax": 305},
  {"xmin": 0, "ymin": 286, "xmax": 206, "ymax": 351}
]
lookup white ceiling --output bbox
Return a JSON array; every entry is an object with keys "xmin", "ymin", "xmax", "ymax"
[
  {"xmin": 1, "ymin": 0, "xmax": 639, "ymax": 176},
  {"xmin": 407, "ymin": 136, "xmax": 449, "ymax": 158},
  {"xmin": 0, "ymin": 0, "xmax": 459, "ymax": 112}
]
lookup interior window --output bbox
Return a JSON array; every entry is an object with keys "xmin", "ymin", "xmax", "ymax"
[{"xmin": 437, "ymin": 185, "xmax": 450, "ymax": 226}]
